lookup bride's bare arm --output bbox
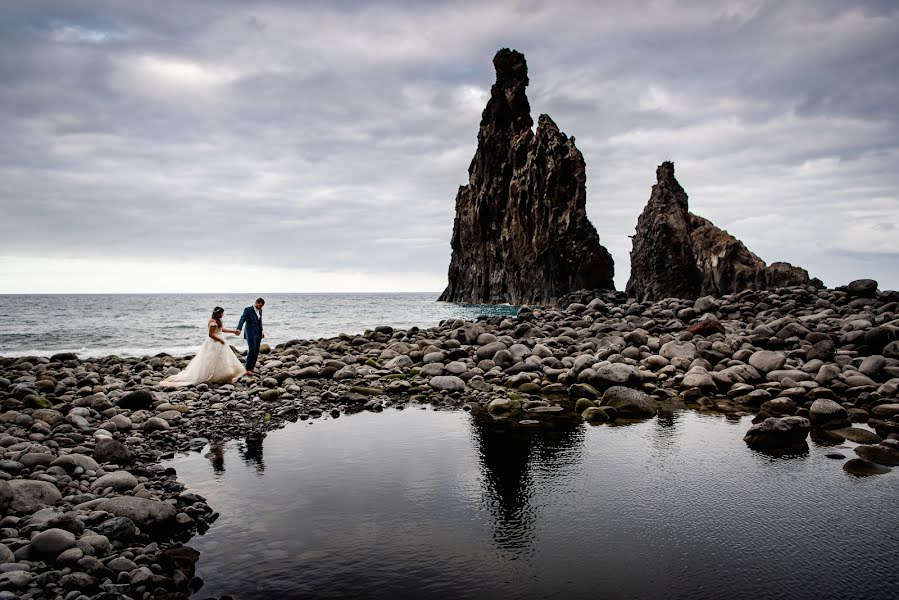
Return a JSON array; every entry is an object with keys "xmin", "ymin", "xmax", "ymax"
[
  {"xmin": 222, "ymin": 327, "xmax": 240, "ymax": 334},
  {"xmin": 208, "ymin": 322, "xmax": 225, "ymax": 344}
]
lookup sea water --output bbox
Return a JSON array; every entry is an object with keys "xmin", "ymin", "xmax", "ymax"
[{"xmin": 0, "ymin": 293, "xmax": 517, "ymax": 358}]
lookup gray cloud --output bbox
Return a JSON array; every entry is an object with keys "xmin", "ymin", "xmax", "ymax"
[{"xmin": 1, "ymin": 0, "xmax": 898, "ymax": 292}]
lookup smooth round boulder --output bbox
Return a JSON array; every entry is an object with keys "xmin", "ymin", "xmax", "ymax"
[
  {"xmin": 488, "ymin": 398, "xmax": 513, "ymax": 414},
  {"xmin": 94, "ymin": 497, "xmax": 177, "ymax": 528},
  {"xmin": 871, "ymin": 403, "xmax": 899, "ymax": 418},
  {"xmin": 808, "ymin": 398, "xmax": 848, "ymax": 428},
  {"xmin": 854, "ymin": 444, "xmax": 899, "ymax": 466},
  {"xmin": 659, "ymin": 341, "xmax": 697, "ymax": 361},
  {"xmin": 90, "ymin": 471, "xmax": 138, "ymax": 492},
  {"xmin": 743, "ymin": 416, "xmax": 810, "ymax": 452},
  {"xmin": 828, "ymin": 428, "xmax": 882, "ymax": 445},
  {"xmin": 428, "ymin": 375, "xmax": 466, "ymax": 392},
  {"xmin": 30, "ymin": 528, "xmax": 76, "ymax": 556},
  {"xmin": 143, "ymin": 417, "xmax": 170, "ymax": 432},
  {"xmin": 846, "ymin": 278, "xmax": 878, "ymax": 298},
  {"xmin": 384, "ymin": 355, "xmax": 413, "ymax": 369},
  {"xmin": 581, "ymin": 407, "xmax": 615, "ymax": 423},
  {"xmin": 843, "ymin": 458, "xmax": 891, "ymax": 476},
  {"xmin": 93, "ymin": 437, "xmax": 134, "ymax": 465},
  {"xmin": 117, "ymin": 390, "xmax": 155, "ymax": 410},
  {"xmin": 51, "ymin": 454, "xmax": 99, "ymax": 472},
  {"xmin": 600, "ymin": 386, "xmax": 655, "ymax": 417},
  {"xmin": 7, "ymin": 479, "xmax": 62, "ymax": 513},
  {"xmin": 748, "ymin": 350, "xmax": 787, "ymax": 373}
]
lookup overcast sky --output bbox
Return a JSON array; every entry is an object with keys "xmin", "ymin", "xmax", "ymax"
[{"xmin": 1, "ymin": 0, "xmax": 897, "ymax": 294}]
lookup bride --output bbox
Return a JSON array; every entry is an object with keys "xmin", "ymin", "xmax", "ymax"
[{"xmin": 160, "ymin": 307, "xmax": 245, "ymax": 387}]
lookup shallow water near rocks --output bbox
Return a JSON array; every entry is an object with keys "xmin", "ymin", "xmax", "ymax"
[{"xmin": 165, "ymin": 409, "xmax": 899, "ymax": 600}]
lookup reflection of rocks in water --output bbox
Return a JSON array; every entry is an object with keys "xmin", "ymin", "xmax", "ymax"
[
  {"xmin": 469, "ymin": 410, "xmax": 584, "ymax": 552},
  {"xmin": 206, "ymin": 442, "xmax": 225, "ymax": 473},
  {"xmin": 239, "ymin": 431, "xmax": 267, "ymax": 473}
]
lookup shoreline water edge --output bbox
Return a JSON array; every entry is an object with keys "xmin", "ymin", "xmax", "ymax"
[{"xmin": 1, "ymin": 281, "xmax": 898, "ymax": 599}]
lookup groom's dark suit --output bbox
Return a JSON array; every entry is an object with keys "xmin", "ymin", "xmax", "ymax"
[{"xmin": 237, "ymin": 306, "xmax": 263, "ymax": 371}]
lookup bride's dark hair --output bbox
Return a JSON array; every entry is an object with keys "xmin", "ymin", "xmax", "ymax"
[{"xmin": 211, "ymin": 306, "xmax": 224, "ymax": 329}]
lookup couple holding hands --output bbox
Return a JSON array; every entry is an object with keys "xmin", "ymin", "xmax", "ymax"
[{"xmin": 160, "ymin": 298, "xmax": 267, "ymax": 388}]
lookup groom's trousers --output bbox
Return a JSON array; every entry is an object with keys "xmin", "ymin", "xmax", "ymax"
[{"xmin": 246, "ymin": 336, "xmax": 262, "ymax": 371}]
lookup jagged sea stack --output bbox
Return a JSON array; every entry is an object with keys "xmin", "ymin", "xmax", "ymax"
[
  {"xmin": 439, "ymin": 49, "xmax": 614, "ymax": 305},
  {"xmin": 625, "ymin": 161, "xmax": 703, "ymax": 302},
  {"xmin": 627, "ymin": 161, "xmax": 816, "ymax": 301}
]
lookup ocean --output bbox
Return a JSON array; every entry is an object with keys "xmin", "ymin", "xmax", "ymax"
[{"xmin": 0, "ymin": 293, "xmax": 519, "ymax": 359}]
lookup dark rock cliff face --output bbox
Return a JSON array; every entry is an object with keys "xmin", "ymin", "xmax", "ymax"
[
  {"xmin": 439, "ymin": 49, "xmax": 614, "ymax": 305},
  {"xmin": 627, "ymin": 162, "xmax": 816, "ymax": 301},
  {"xmin": 624, "ymin": 162, "xmax": 703, "ymax": 302}
]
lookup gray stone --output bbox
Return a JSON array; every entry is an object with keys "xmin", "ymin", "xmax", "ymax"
[
  {"xmin": 93, "ymin": 437, "xmax": 133, "ymax": 465},
  {"xmin": 94, "ymin": 497, "xmax": 177, "ymax": 528},
  {"xmin": 748, "ymin": 350, "xmax": 786, "ymax": 373},
  {"xmin": 143, "ymin": 417, "xmax": 170, "ymax": 432},
  {"xmin": 854, "ymin": 444, "xmax": 899, "ymax": 466},
  {"xmin": 682, "ymin": 366, "xmax": 715, "ymax": 388},
  {"xmin": 600, "ymin": 386, "xmax": 655, "ymax": 416},
  {"xmin": 859, "ymin": 355, "xmax": 886, "ymax": 377},
  {"xmin": 843, "ymin": 458, "xmax": 891, "ymax": 476},
  {"xmin": 90, "ymin": 471, "xmax": 138, "ymax": 492},
  {"xmin": 6, "ymin": 479, "xmax": 62, "ymax": 513},
  {"xmin": 51, "ymin": 454, "xmax": 99, "ymax": 472},
  {"xmin": 743, "ymin": 416, "xmax": 810, "ymax": 452},
  {"xmin": 428, "ymin": 376, "xmax": 466, "ymax": 392},
  {"xmin": 30, "ymin": 528, "xmax": 76, "ymax": 556},
  {"xmin": 659, "ymin": 341, "xmax": 697, "ymax": 361},
  {"xmin": 808, "ymin": 398, "xmax": 848, "ymax": 428}
]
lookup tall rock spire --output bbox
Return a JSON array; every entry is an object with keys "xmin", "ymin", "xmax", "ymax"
[
  {"xmin": 439, "ymin": 49, "xmax": 614, "ymax": 305},
  {"xmin": 627, "ymin": 161, "xmax": 817, "ymax": 301}
]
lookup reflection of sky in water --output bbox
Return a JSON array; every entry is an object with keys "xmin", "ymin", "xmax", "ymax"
[{"xmin": 166, "ymin": 409, "xmax": 899, "ymax": 600}]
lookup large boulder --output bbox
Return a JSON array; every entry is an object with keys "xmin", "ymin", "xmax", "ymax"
[
  {"xmin": 743, "ymin": 416, "xmax": 810, "ymax": 453},
  {"xmin": 600, "ymin": 386, "xmax": 655, "ymax": 417},
  {"xmin": 93, "ymin": 437, "xmax": 134, "ymax": 465},
  {"xmin": 808, "ymin": 398, "xmax": 848, "ymax": 428},
  {"xmin": 6, "ymin": 480, "xmax": 62, "ymax": 514},
  {"xmin": 438, "ymin": 48, "xmax": 614, "ymax": 305},
  {"xmin": 117, "ymin": 390, "xmax": 155, "ymax": 410},
  {"xmin": 93, "ymin": 497, "xmax": 177, "ymax": 529},
  {"xmin": 29, "ymin": 528, "xmax": 76, "ymax": 557}
]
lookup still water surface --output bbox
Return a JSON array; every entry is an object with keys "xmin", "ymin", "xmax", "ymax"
[{"xmin": 166, "ymin": 409, "xmax": 899, "ymax": 600}]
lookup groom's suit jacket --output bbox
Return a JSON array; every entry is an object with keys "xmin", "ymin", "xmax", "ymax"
[{"xmin": 237, "ymin": 307, "xmax": 263, "ymax": 340}]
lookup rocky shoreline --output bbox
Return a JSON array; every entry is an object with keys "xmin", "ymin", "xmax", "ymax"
[{"xmin": 3, "ymin": 279, "xmax": 899, "ymax": 599}]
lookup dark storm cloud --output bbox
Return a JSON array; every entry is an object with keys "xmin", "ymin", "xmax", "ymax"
[{"xmin": 1, "ymin": 0, "xmax": 897, "ymax": 291}]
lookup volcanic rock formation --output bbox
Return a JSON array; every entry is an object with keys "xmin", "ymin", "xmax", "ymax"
[
  {"xmin": 626, "ymin": 162, "xmax": 816, "ymax": 301},
  {"xmin": 439, "ymin": 49, "xmax": 614, "ymax": 305}
]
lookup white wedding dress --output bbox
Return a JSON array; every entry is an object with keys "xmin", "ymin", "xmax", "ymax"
[{"xmin": 160, "ymin": 320, "xmax": 245, "ymax": 387}]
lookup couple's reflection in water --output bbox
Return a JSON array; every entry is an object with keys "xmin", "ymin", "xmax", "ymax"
[
  {"xmin": 205, "ymin": 431, "xmax": 267, "ymax": 474},
  {"xmin": 469, "ymin": 411, "xmax": 585, "ymax": 552},
  {"xmin": 470, "ymin": 407, "xmax": 684, "ymax": 553}
]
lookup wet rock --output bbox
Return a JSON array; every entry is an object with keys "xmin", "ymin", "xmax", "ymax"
[
  {"xmin": 743, "ymin": 416, "xmax": 810, "ymax": 452},
  {"xmin": 854, "ymin": 443, "xmax": 899, "ymax": 466},
  {"xmin": 808, "ymin": 398, "xmax": 848, "ymax": 428},
  {"xmin": 843, "ymin": 458, "xmax": 891, "ymax": 476},
  {"xmin": 828, "ymin": 428, "xmax": 882, "ymax": 445},
  {"xmin": 600, "ymin": 386, "xmax": 655, "ymax": 416}
]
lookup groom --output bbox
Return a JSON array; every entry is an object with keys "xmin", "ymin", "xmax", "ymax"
[{"xmin": 236, "ymin": 297, "xmax": 265, "ymax": 375}]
